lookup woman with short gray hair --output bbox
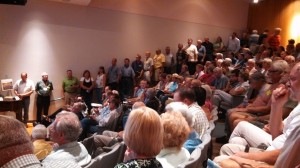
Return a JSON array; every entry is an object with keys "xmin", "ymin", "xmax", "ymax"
[{"xmin": 165, "ymin": 102, "xmax": 202, "ymax": 153}]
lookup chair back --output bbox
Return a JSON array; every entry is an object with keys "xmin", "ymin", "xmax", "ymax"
[
  {"xmin": 177, "ymin": 147, "xmax": 201, "ymax": 168},
  {"xmin": 85, "ymin": 142, "xmax": 126, "ymax": 168},
  {"xmin": 206, "ymin": 121, "xmax": 215, "ymax": 134},
  {"xmin": 198, "ymin": 133, "xmax": 211, "ymax": 167}
]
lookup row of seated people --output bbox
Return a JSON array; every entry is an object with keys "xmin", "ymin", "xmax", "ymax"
[
  {"xmin": 40, "ymin": 49, "xmax": 292, "ymax": 145},
  {"xmin": 2, "ymin": 79, "xmax": 300, "ymax": 168},
  {"xmin": 3, "ymin": 61, "xmax": 300, "ymax": 168},
  {"xmin": 3, "ymin": 34, "xmax": 299, "ymax": 167},
  {"xmin": 0, "ymin": 86, "xmax": 210, "ymax": 168},
  {"xmin": 208, "ymin": 59, "xmax": 300, "ymax": 166},
  {"xmin": 71, "ymin": 33, "xmax": 299, "ymax": 112}
]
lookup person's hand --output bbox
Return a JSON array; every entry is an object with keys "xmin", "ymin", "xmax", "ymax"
[
  {"xmin": 263, "ymin": 124, "xmax": 270, "ymax": 133},
  {"xmin": 271, "ymin": 86, "xmax": 288, "ymax": 108},
  {"xmin": 219, "ymin": 158, "xmax": 241, "ymax": 168},
  {"xmin": 229, "ymin": 156, "xmax": 271, "ymax": 168},
  {"xmin": 235, "ymin": 108, "xmax": 248, "ymax": 112},
  {"xmin": 234, "ymin": 152, "xmax": 249, "ymax": 158}
]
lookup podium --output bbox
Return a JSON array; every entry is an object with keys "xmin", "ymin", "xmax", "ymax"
[{"xmin": 0, "ymin": 99, "xmax": 23, "ymax": 121}]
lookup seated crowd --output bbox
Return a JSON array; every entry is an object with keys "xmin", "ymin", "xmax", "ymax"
[{"xmin": 1, "ymin": 28, "xmax": 300, "ymax": 168}]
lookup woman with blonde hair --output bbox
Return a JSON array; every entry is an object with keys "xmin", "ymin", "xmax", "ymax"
[
  {"xmin": 156, "ymin": 111, "xmax": 190, "ymax": 167},
  {"xmin": 115, "ymin": 107, "xmax": 163, "ymax": 168}
]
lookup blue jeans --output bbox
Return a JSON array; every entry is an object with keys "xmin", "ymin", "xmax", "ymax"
[{"xmin": 79, "ymin": 118, "xmax": 99, "ymax": 140}]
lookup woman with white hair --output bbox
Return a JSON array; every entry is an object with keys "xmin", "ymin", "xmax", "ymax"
[
  {"xmin": 156, "ymin": 111, "xmax": 190, "ymax": 167},
  {"xmin": 32, "ymin": 124, "xmax": 53, "ymax": 160},
  {"xmin": 165, "ymin": 102, "xmax": 202, "ymax": 153}
]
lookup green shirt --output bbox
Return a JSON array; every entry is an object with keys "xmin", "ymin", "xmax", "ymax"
[{"xmin": 62, "ymin": 77, "xmax": 79, "ymax": 93}]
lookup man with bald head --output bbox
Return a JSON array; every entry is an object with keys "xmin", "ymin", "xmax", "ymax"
[
  {"xmin": 0, "ymin": 116, "xmax": 80, "ymax": 167},
  {"xmin": 36, "ymin": 72, "xmax": 53, "ymax": 123},
  {"xmin": 13, "ymin": 72, "xmax": 35, "ymax": 126}
]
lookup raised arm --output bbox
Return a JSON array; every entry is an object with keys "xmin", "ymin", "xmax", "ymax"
[{"xmin": 269, "ymin": 87, "xmax": 288, "ymax": 139}]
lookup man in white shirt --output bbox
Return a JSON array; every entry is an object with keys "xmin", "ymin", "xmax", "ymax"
[
  {"xmin": 43, "ymin": 112, "xmax": 91, "ymax": 167},
  {"xmin": 0, "ymin": 116, "xmax": 80, "ymax": 168},
  {"xmin": 13, "ymin": 72, "xmax": 35, "ymax": 126},
  {"xmin": 143, "ymin": 51, "xmax": 154, "ymax": 83},
  {"xmin": 174, "ymin": 88, "xmax": 209, "ymax": 139},
  {"xmin": 185, "ymin": 38, "xmax": 198, "ymax": 75},
  {"xmin": 227, "ymin": 32, "xmax": 241, "ymax": 54},
  {"xmin": 214, "ymin": 62, "xmax": 300, "ymax": 163}
]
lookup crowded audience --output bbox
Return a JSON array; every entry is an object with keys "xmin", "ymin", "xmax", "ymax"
[{"xmin": 4, "ymin": 29, "xmax": 300, "ymax": 168}]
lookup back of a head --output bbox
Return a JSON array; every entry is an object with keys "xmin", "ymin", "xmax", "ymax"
[
  {"xmin": 192, "ymin": 86, "xmax": 206, "ymax": 106},
  {"xmin": 132, "ymin": 101, "xmax": 146, "ymax": 110},
  {"xmin": 124, "ymin": 107, "xmax": 163, "ymax": 157},
  {"xmin": 272, "ymin": 60, "xmax": 289, "ymax": 73},
  {"xmin": 191, "ymin": 79, "xmax": 201, "ymax": 87},
  {"xmin": 0, "ymin": 116, "xmax": 34, "ymax": 166},
  {"xmin": 177, "ymin": 88, "xmax": 196, "ymax": 102},
  {"xmin": 165, "ymin": 102, "xmax": 194, "ymax": 128},
  {"xmin": 146, "ymin": 88, "xmax": 156, "ymax": 99},
  {"xmin": 54, "ymin": 111, "xmax": 82, "ymax": 142},
  {"xmin": 250, "ymin": 72, "xmax": 266, "ymax": 83},
  {"xmin": 160, "ymin": 111, "xmax": 189, "ymax": 149},
  {"xmin": 32, "ymin": 124, "xmax": 47, "ymax": 140}
]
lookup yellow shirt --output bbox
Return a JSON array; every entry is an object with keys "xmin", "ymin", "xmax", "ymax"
[
  {"xmin": 153, "ymin": 54, "xmax": 166, "ymax": 69},
  {"xmin": 33, "ymin": 139, "xmax": 53, "ymax": 160}
]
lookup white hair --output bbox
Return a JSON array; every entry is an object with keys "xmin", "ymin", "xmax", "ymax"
[
  {"xmin": 165, "ymin": 102, "xmax": 195, "ymax": 127},
  {"xmin": 216, "ymin": 53, "xmax": 223, "ymax": 58},
  {"xmin": 54, "ymin": 111, "xmax": 82, "ymax": 142},
  {"xmin": 248, "ymin": 59, "xmax": 255, "ymax": 64},
  {"xmin": 224, "ymin": 58, "xmax": 232, "ymax": 64},
  {"xmin": 32, "ymin": 124, "xmax": 47, "ymax": 139},
  {"xmin": 132, "ymin": 101, "xmax": 146, "ymax": 110}
]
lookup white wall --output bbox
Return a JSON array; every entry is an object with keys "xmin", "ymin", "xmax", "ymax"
[{"xmin": 0, "ymin": 0, "xmax": 249, "ymax": 120}]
